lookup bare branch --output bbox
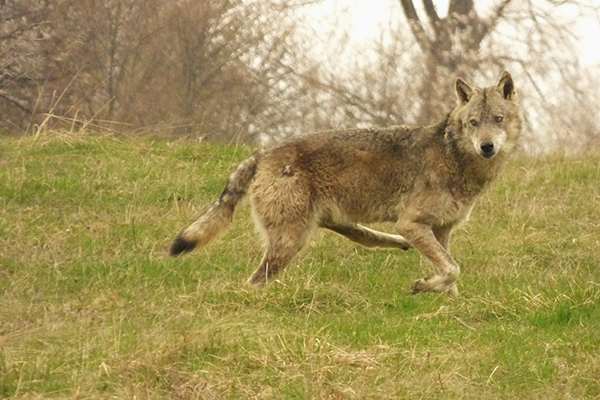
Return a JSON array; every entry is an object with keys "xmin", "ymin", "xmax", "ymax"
[
  {"xmin": 398, "ymin": 0, "xmax": 430, "ymax": 53},
  {"xmin": 448, "ymin": 0, "xmax": 474, "ymax": 15},
  {"xmin": 0, "ymin": 90, "xmax": 33, "ymax": 114}
]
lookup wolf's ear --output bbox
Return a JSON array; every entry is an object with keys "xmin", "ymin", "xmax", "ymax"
[
  {"xmin": 496, "ymin": 71, "xmax": 515, "ymax": 100},
  {"xmin": 455, "ymin": 78, "xmax": 473, "ymax": 104}
]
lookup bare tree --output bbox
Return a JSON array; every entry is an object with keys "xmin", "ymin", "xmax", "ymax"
[
  {"xmin": 295, "ymin": 0, "xmax": 600, "ymax": 153},
  {"xmin": 396, "ymin": 0, "xmax": 511, "ymax": 120},
  {"xmin": 0, "ymin": 0, "xmax": 71, "ymax": 130},
  {"xmin": 399, "ymin": 0, "xmax": 600, "ymax": 151},
  {"xmin": 0, "ymin": 0, "xmax": 321, "ymax": 142},
  {"xmin": 162, "ymin": 0, "xmax": 298, "ymax": 141}
]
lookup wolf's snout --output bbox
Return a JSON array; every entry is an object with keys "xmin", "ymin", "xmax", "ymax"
[{"xmin": 480, "ymin": 142, "xmax": 496, "ymax": 158}]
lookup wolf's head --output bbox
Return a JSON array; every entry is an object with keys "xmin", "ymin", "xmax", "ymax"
[{"xmin": 448, "ymin": 71, "xmax": 522, "ymax": 160}]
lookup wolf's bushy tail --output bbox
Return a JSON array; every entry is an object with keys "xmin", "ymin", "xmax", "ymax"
[{"xmin": 170, "ymin": 153, "xmax": 260, "ymax": 256}]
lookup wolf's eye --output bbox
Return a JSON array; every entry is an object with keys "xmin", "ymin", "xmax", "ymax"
[
  {"xmin": 469, "ymin": 119, "xmax": 478, "ymax": 126},
  {"xmin": 495, "ymin": 116, "xmax": 504, "ymax": 122}
]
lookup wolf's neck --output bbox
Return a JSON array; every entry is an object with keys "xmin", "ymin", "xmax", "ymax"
[{"xmin": 462, "ymin": 149, "xmax": 512, "ymax": 199}]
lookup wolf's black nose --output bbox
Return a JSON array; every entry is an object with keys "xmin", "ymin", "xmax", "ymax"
[{"xmin": 480, "ymin": 142, "xmax": 495, "ymax": 158}]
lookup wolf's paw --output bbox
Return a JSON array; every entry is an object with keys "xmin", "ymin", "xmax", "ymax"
[
  {"xmin": 246, "ymin": 272, "xmax": 268, "ymax": 286},
  {"xmin": 246, "ymin": 267, "xmax": 276, "ymax": 286},
  {"xmin": 411, "ymin": 278, "xmax": 430, "ymax": 294},
  {"xmin": 411, "ymin": 278, "xmax": 458, "ymax": 297},
  {"xmin": 399, "ymin": 242, "xmax": 412, "ymax": 251},
  {"xmin": 446, "ymin": 283, "xmax": 459, "ymax": 297}
]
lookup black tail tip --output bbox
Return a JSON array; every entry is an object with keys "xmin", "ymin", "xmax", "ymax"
[{"xmin": 170, "ymin": 236, "xmax": 196, "ymax": 256}]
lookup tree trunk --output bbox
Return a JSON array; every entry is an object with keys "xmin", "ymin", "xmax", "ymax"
[{"xmin": 398, "ymin": 0, "xmax": 511, "ymax": 121}]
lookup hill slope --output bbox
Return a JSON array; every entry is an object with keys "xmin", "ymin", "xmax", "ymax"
[{"xmin": 1, "ymin": 133, "xmax": 599, "ymax": 399}]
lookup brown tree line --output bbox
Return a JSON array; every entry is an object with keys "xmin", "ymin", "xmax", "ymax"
[
  {"xmin": 0, "ymin": 0, "xmax": 313, "ymax": 142},
  {"xmin": 1, "ymin": 0, "xmax": 599, "ymax": 151}
]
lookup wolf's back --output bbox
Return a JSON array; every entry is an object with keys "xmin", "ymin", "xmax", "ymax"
[{"xmin": 170, "ymin": 153, "xmax": 260, "ymax": 256}]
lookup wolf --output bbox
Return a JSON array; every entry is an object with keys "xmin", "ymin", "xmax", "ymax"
[{"xmin": 170, "ymin": 71, "xmax": 522, "ymax": 296}]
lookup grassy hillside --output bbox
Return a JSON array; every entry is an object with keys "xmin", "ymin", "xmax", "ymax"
[{"xmin": 1, "ymin": 133, "xmax": 599, "ymax": 399}]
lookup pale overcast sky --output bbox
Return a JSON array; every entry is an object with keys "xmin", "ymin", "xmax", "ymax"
[{"xmin": 311, "ymin": 0, "xmax": 600, "ymax": 66}]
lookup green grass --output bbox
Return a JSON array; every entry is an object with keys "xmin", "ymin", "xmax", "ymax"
[{"xmin": 1, "ymin": 132, "xmax": 600, "ymax": 399}]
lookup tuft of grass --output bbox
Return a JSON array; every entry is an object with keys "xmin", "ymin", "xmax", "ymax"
[{"xmin": 1, "ymin": 132, "xmax": 600, "ymax": 399}]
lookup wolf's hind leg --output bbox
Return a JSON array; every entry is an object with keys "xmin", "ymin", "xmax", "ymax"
[
  {"xmin": 396, "ymin": 220, "xmax": 459, "ymax": 297},
  {"xmin": 246, "ymin": 246, "xmax": 300, "ymax": 285},
  {"xmin": 321, "ymin": 222, "xmax": 411, "ymax": 250},
  {"xmin": 246, "ymin": 223, "xmax": 313, "ymax": 285}
]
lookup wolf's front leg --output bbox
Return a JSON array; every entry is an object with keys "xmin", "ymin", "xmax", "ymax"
[{"xmin": 396, "ymin": 220, "xmax": 460, "ymax": 297}]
